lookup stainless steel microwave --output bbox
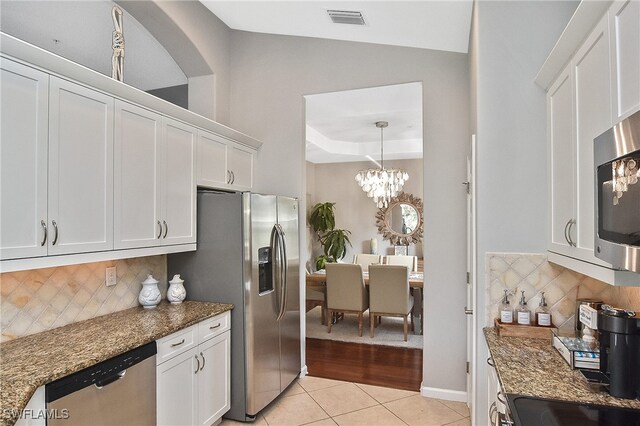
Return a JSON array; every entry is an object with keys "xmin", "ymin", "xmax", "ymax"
[{"xmin": 594, "ymin": 110, "xmax": 640, "ymax": 273}]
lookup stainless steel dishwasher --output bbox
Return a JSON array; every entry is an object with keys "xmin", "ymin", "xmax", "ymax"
[{"xmin": 45, "ymin": 341, "xmax": 156, "ymax": 425}]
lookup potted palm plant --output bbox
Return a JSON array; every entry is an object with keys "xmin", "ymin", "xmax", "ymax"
[{"xmin": 308, "ymin": 202, "xmax": 351, "ymax": 270}]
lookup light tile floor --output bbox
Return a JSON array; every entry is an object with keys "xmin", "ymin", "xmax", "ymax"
[{"xmin": 220, "ymin": 376, "xmax": 471, "ymax": 426}]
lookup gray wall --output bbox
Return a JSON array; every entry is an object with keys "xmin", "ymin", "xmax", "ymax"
[
  {"xmin": 228, "ymin": 31, "xmax": 470, "ymax": 392},
  {"xmin": 470, "ymin": 0, "xmax": 579, "ymax": 418},
  {"xmin": 307, "ymin": 159, "xmax": 424, "ymax": 268},
  {"xmin": 147, "ymin": 84, "xmax": 188, "ymax": 109}
]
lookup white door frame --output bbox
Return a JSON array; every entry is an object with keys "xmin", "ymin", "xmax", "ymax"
[{"xmin": 466, "ymin": 135, "xmax": 478, "ymax": 422}]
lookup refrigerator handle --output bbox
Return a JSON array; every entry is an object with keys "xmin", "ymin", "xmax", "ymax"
[
  {"xmin": 276, "ymin": 224, "xmax": 288, "ymax": 321},
  {"xmin": 270, "ymin": 224, "xmax": 281, "ymax": 314}
]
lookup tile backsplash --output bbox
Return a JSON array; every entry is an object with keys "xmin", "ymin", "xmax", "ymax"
[
  {"xmin": 1, "ymin": 255, "xmax": 166, "ymax": 342},
  {"xmin": 486, "ymin": 253, "xmax": 640, "ymax": 333}
]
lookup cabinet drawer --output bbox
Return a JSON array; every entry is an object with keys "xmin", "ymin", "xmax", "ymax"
[
  {"xmin": 157, "ymin": 324, "xmax": 197, "ymax": 364},
  {"xmin": 198, "ymin": 311, "xmax": 230, "ymax": 343}
]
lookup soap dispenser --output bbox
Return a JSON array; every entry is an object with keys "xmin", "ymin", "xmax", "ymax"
[
  {"xmin": 499, "ymin": 290, "xmax": 513, "ymax": 324},
  {"xmin": 535, "ymin": 291, "xmax": 552, "ymax": 327},
  {"xmin": 515, "ymin": 291, "xmax": 531, "ymax": 325}
]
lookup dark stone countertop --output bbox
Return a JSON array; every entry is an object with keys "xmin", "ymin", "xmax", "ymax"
[
  {"xmin": 0, "ymin": 301, "xmax": 233, "ymax": 426},
  {"xmin": 484, "ymin": 327, "xmax": 640, "ymax": 410}
]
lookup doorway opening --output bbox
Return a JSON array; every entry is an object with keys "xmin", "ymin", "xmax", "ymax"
[{"xmin": 303, "ymin": 82, "xmax": 424, "ymax": 391}]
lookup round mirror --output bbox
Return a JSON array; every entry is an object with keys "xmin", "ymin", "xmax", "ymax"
[{"xmin": 375, "ymin": 192, "xmax": 423, "ymax": 245}]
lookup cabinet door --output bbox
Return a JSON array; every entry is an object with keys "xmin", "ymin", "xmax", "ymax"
[
  {"xmin": 157, "ymin": 349, "xmax": 198, "ymax": 426},
  {"xmin": 197, "ymin": 331, "xmax": 231, "ymax": 426},
  {"xmin": 547, "ymin": 66, "xmax": 575, "ymax": 255},
  {"xmin": 0, "ymin": 59, "xmax": 49, "ymax": 260},
  {"xmin": 227, "ymin": 144, "xmax": 254, "ymax": 190},
  {"xmin": 114, "ymin": 101, "xmax": 163, "ymax": 249},
  {"xmin": 610, "ymin": 0, "xmax": 640, "ymax": 121},
  {"xmin": 162, "ymin": 118, "xmax": 196, "ymax": 245},
  {"xmin": 197, "ymin": 130, "xmax": 228, "ymax": 188},
  {"xmin": 573, "ymin": 16, "xmax": 613, "ymax": 266},
  {"xmin": 48, "ymin": 77, "xmax": 114, "ymax": 255}
]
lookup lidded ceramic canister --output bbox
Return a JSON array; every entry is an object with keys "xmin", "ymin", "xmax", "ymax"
[
  {"xmin": 167, "ymin": 274, "xmax": 186, "ymax": 304},
  {"xmin": 139, "ymin": 274, "xmax": 161, "ymax": 309}
]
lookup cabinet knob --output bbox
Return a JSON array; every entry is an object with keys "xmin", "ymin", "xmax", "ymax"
[
  {"xmin": 199, "ymin": 352, "xmax": 205, "ymax": 371},
  {"xmin": 163, "ymin": 220, "xmax": 168, "ymax": 238}
]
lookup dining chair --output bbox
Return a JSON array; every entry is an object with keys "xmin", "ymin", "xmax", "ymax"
[
  {"xmin": 306, "ymin": 285, "xmax": 327, "ymax": 325},
  {"xmin": 385, "ymin": 255, "xmax": 418, "ymax": 272},
  {"xmin": 368, "ymin": 265, "xmax": 414, "ymax": 341},
  {"xmin": 325, "ymin": 263, "xmax": 369, "ymax": 336},
  {"xmin": 352, "ymin": 254, "xmax": 383, "ymax": 270}
]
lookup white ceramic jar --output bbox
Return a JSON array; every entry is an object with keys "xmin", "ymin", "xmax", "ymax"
[
  {"xmin": 167, "ymin": 274, "xmax": 186, "ymax": 304},
  {"xmin": 139, "ymin": 274, "xmax": 161, "ymax": 309}
]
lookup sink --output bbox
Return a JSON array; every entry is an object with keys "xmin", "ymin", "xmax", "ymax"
[{"xmin": 506, "ymin": 394, "xmax": 640, "ymax": 426}]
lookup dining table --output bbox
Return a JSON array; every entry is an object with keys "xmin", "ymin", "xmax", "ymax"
[{"xmin": 305, "ymin": 270, "xmax": 424, "ymax": 335}]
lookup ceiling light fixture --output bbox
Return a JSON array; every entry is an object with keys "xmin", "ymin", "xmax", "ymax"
[{"xmin": 355, "ymin": 121, "xmax": 408, "ymax": 208}]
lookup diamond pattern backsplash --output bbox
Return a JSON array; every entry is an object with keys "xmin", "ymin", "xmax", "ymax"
[
  {"xmin": 486, "ymin": 253, "xmax": 640, "ymax": 333},
  {"xmin": 1, "ymin": 256, "xmax": 166, "ymax": 342}
]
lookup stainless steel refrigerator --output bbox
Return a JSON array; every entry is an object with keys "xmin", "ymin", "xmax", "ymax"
[{"xmin": 168, "ymin": 190, "xmax": 301, "ymax": 422}]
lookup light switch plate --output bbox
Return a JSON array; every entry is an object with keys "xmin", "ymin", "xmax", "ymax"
[{"xmin": 106, "ymin": 267, "xmax": 117, "ymax": 287}]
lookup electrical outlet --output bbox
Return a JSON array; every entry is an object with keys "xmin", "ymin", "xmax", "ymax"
[{"xmin": 106, "ymin": 267, "xmax": 117, "ymax": 287}]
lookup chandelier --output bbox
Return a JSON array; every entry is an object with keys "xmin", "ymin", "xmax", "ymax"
[
  {"xmin": 355, "ymin": 121, "xmax": 408, "ymax": 208},
  {"xmin": 612, "ymin": 156, "xmax": 639, "ymax": 205}
]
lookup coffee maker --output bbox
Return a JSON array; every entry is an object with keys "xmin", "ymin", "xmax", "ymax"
[{"xmin": 598, "ymin": 305, "xmax": 640, "ymax": 399}]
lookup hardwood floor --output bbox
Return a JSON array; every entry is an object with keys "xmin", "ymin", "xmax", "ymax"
[{"xmin": 305, "ymin": 338, "xmax": 423, "ymax": 391}]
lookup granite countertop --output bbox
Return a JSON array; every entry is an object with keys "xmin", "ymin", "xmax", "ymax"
[
  {"xmin": 484, "ymin": 327, "xmax": 640, "ymax": 410},
  {"xmin": 0, "ymin": 301, "xmax": 233, "ymax": 426}
]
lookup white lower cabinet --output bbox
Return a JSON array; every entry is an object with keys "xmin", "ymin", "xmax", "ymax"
[{"xmin": 157, "ymin": 312, "xmax": 231, "ymax": 426}]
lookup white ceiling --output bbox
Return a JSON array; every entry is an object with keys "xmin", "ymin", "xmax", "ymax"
[
  {"xmin": 200, "ymin": 1, "xmax": 473, "ymax": 54},
  {"xmin": 305, "ymin": 82, "xmax": 423, "ymax": 164},
  {"xmin": 0, "ymin": 1, "xmax": 187, "ymax": 91}
]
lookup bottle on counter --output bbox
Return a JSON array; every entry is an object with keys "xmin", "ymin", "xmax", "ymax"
[
  {"xmin": 515, "ymin": 290, "xmax": 531, "ymax": 325},
  {"xmin": 499, "ymin": 289, "xmax": 514, "ymax": 324},
  {"xmin": 535, "ymin": 291, "xmax": 552, "ymax": 327}
]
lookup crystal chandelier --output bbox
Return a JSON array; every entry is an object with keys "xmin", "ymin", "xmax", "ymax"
[
  {"xmin": 612, "ymin": 156, "xmax": 639, "ymax": 205},
  {"xmin": 355, "ymin": 121, "xmax": 409, "ymax": 208}
]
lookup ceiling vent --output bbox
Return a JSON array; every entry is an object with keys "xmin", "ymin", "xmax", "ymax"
[{"xmin": 327, "ymin": 10, "xmax": 366, "ymax": 25}]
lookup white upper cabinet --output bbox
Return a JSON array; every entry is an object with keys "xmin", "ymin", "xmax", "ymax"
[
  {"xmin": 114, "ymin": 101, "xmax": 163, "ymax": 249},
  {"xmin": 197, "ymin": 130, "xmax": 228, "ymax": 188},
  {"xmin": 546, "ymin": 8, "xmax": 640, "ymax": 285},
  {"xmin": 227, "ymin": 144, "xmax": 254, "ymax": 190},
  {"xmin": 548, "ymin": 66, "xmax": 575, "ymax": 255},
  {"xmin": 163, "ymin": 118, "xmax": 196, "ymax": 245},
  {"xmin": 609, "ymin": 0, "xmax": 640, "ymax": 121},
  {"xmin": 197, "ymin": 131, "xmax": 255, "ymax": 191},
  {"xmin": 0, "ymin": 59, "xmax": 49, "ymax": 260},
  {"xmin": 47, "ymin": 77, "xmax": 114, "ymax": 256},
  {"xmin": 572, "ymin": 15, "xmax": 612, "ymax": 265}
]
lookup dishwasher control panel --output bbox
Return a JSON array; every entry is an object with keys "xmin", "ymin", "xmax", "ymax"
[{"xmin": 46, "ymin": 341, "xmax": 157, "ymax": 402}]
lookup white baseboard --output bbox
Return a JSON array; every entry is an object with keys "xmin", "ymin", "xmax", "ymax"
[
  {"xmin": 421, "ymin": 386, "xmax": 467, "ymax": 403},
  {"xmin": 300, "ymin": 365, "xmax": 308, "ymax": 377}
]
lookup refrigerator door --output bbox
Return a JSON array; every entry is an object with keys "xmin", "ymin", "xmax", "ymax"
[
  {"xmin": 246, "ymin": 194, "xmax": 281, "ymax": 416},
  {"xmin": 277, "ymin": 196, "xmax": 301, "ymax": 392}
]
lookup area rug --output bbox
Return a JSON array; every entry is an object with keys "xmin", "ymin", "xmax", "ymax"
[{"xmin": 305, "ymin": 306, "xmax": 423, "ymax": 349}]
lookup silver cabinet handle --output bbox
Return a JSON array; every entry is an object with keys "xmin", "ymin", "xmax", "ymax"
[
  {"xmin": 227, "ymin": 170, "xmax": 231, "ymax": 184},
  {"xmin": 231, "ymin": 171, "xmax": 235, "ymax": 184},
  {"xmin": 40, "ymin": 220, "xmax": 48, "ymax": 246},
  {"xmin": 487, "ymin": 357, "xmax": 495, "ymax": 367},
  {"xmin": 194, "ymin": 355, "xmax": 200, "ymax": 374},
  {"xmin": 170, "ymin": 338, "xmax": 185, "ymax": 347},
  {"xmin": 163, "ymin": 220, "xmax": 168, "ymax": 238},
  {"xmin": 157, "ymin": 220, "xmax": 162, "ymax": 239},
  {"xmin": 51, "ymin": 220, "xmax": 59, "ymax": 245},
  {"xmin": 199, "ymin": 352, "xmax": 205, "ymax": 371},
  {"xmin": 464, "ymin": 307, "xmax": 473, "ymax": 315},
  {"xmin": 209, "ymin": 323, "xmax": 221, "ymax": 330},
  {"xmin": 568, "ymin": 219, "xmax": 576, "ymax": 247},
  {"xmin": 563, "ymin": 219, "xmax": 571, "ymax": 245},
  {"xmin": 497, "ymin": 390, "xmax": 507, "ymax": 405}
]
